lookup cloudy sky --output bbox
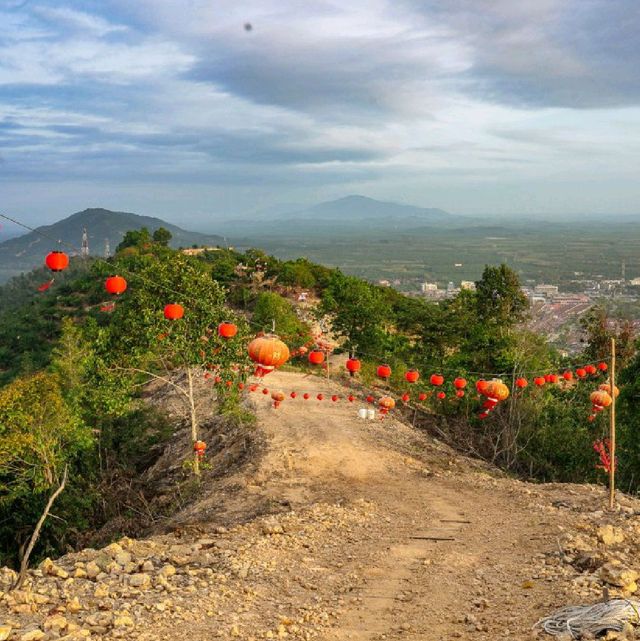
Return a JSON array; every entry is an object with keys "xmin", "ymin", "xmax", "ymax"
[{"xmin": 1, "ymin": 0, "xmax": 639, "ymax": 228}]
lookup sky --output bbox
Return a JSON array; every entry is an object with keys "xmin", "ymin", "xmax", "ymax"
[{"xmin": 0, "ymin": 0, "xmax": 639, "ymax": 229}]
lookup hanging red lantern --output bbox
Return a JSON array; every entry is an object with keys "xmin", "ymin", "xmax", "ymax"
[
  {"xmin": 455, "ymin": 390, "xmax": 465, "ymax": 398},
  {"xmin": 317, "ymin": 393, "xmax": 324, "ymax": 401},
  {"xmin": 562, "ymin": 371, "xmax": 573, "ymax": 381},
  {"xmin": 515, "ymin": 377, "xmax": 528, "ymax": 389},
  {"xmin": 599, "ymin": 383, "xmax": 620, "ymax": 398},
  {"xmin": 405, "ymin": 369, "xmax": 420, "ymax": 384},
  {"xmin": 418, "ymin": 392, "xmax": 428, "ymax": 401},
  {"xmin": 290, "ymin": 391, "xmax": 297, "ymax": 399},
  {"xmin": 483, "ymin": 399, "xmax": 498, "ymax": 410},
  {"xmin": 549, "ymin": 374, "xmax": 559, "ymax": 384},
  {"xmin": 331, "ymin": 395, "xmax": 339, "ymax": 402},
  {"xmin": 476, "ymin": 380, "xmax": 489, "ymax": 395},
  {"xmin": 303, "ymin": 393, "xmax": 310, "ymax": 400},
  {"xmin": 366, "ymin": 395, "xmax": 374, "ymax": 404},
  {"xmin": 587, "ymin": 414, "xmax": 596, "ymax": 422},
  {"xmin": 194, "ymin": 440, "xmax": 207, "ymax": 457},
  {"xmin": 585, "ymin": 364, "xmax": 597, "ymax": 375},
  {"xmin": 576, "ymin": 368, "xmax": 587, "ymax": 378},
  {"xmin": 377, "ymin": 364, "xmax": 392, "ymax": 379},
  {"xmin": 262, "ymin": 388, "xmax": 269, "ymax": 395},
  {"xmin": 249, "ymin": 384, "xmax": 258, "ymax": 392},
  {"xmin": 430, "ymin": 374, "xmax": 444, "ymax": 386},
  {"xmin": 238, "ymin": 382, "xmax": 245, "ymax": 390},
  {"xmin": 478, "ymin": 412, "xmax": 489, "ymax": 420},
  {"xmin": 271, "ymin": 390, "xmax": 285, "ymax": 402},
  {"xmin": 218, "ymin": 321, "xmax": 238, "ymax": 338},
  {"xmin": 401, "ymin": 393, "xmax": 410, "ymax": 402},
  {"xmin": 534, "ymin": 376, "xmax": 545, "ymax": 387},
  {"xmin": 248, "ymin": 334, "xmax": 290, "ymax": 375},
  {"xmin": 598, "ymin": 362, "xmax": 608, "ymax": 372},
  {"xmin": 348, "ymin": 395, "xmax": 355, "ymax": 402},
  {"xmin": 590, "ymin": 390, "xmax": 612, "ymax": 408},
  {"xmin": 45, "ymin": 251, "xmax": 69, "ymax": 272},
  {"xmin": 346, "ymin": 358, "xmax": 361, "ymax": 376},
  {"xmin": 105, "ymin": 275, "xmax": 127, "ymax": 295},
  {"xmin": 437, "ymin": 391, "xmax": 446, "ymax": 400},
  {"xmin": 453, "ymin": 377, "xmax": 467, "ymax": 390},
  {"xmin": 164, "ymin": 303, "xmax": 184, "ymax": 320},
  {"xmin": 308, "ymin": 350, "xmax": 325, "ymax": 365}
]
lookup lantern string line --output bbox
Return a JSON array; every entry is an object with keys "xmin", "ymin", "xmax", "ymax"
[{"xmin": 0, "ymin": 212, "xmax": 614, "ymax": 382}]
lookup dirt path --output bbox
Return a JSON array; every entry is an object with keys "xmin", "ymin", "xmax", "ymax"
[{"xmin": 4, "ymin": 370, "xmax": 626, "ymax": 641}]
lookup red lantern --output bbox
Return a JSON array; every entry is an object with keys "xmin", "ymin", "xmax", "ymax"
[
  {"xmin": 453, "ymin": 377, "xmax": 467, "ymax": 390},
  {"xmin": 366, "ymin": 395, "xmax": 374, "ymax": 403},
  {"xmin": 346, "ymin": 358, "xmax": 361, "ymax": 376},
  {"xmin": 379, "ymin": 396, "xmax": 396, "ymax": 410},
  {"xmin": 515, "ymin": 378, "xmax": 528, "ymax": 389},
  {"xmin": 249, "ymin": 384, "xmax": 258, "ymax": 392},
  {"xmin": 218, "ymin": 322, "xmax": 238, "ymax": 338},
  {"xmin": 548, "ymin": 374, "xmax": 559, "ymax": 384},
  {"xmin": 303, "ymin": 393, "xmax": 310, "ymax": 400},
  {"xmin": 576, "ymin": 368, "xmax": 587, "ymax": 378},
  {"xmin": 309, "ymin": 350, "xmax": 325, "ymax": 365},
  {"xmin": 478, "ymin": 412, "xmax": 489, "ymax": 420},
  {"xmin": 45, "ymin": 251, "xmax": 69, "ymax": 272},
  {"xmin": 331, "ymin": 395, "xmax": 339, "ymax": 402},
  {"xmin": 401, "ymin": 393, "xmax": 410, "ymax": 402},
  {"xmin": 534, "ymin": 376, "xmax": 545, "ymax": 387},
  {"xmin": 238, "ymin": 382, "xmax": 245, "ymax": 390},
  {"xmin": 562, "ymin": 371, "xmax": 573, "ymax": 381},
  {"xmin": 598, "ymin": 362, "xmax": 608, "ymax": 372},
  {"xmin": 476, "ymin": 380, "xmax": 489, "ymax": 395},
  {"xmin": 483, "ymin": 399, "xmax": 497, "ymax": 410},
  {"xmin": 262, "ymin": 388, "xmax": 269, "ymax": 395},
  {"xmin": 377, "ymin": 364, "xmax": 392, "ymax": 379},
  {"xmin": 194, "ymin": 440, "xmax": 207, "ymax": 457},
  {"xmin": 348, "ymin": 395, "xmax": 355, "ymax": 403},
  {"xmin": 430, "ymin": 374, "xmax": 444, "ymax": 386},
  {"xmin": 585, "ymin": 364, "xmax": 597, "ymax": 375},
  {"xmin": 455, "ymin": 390, "xmax": 465, "ymax": 398},
  {"xmin": 437, "ymin": 391, "xmax": 446, "ymax": 400},
  {"xmin": 317, "ymin": 393, "xmax": 324, "ymax": 401},
  {"xmin": 105, "ymin": 275, "xmax": 127, "ymax": 295},
  {"xmin": 290, "ymin": 392, "xmax": 297, "ymax": 399},
  {"xmin": 164, "ymin": 303, "xmax": 184, "ymax": 320},
  {"xmin": 418, "ymin": 392, "xmax": 428, "ymax": 401},
  {"xmin": 405, "ymin": 369, "xmax": 420, "ymax": 384}
]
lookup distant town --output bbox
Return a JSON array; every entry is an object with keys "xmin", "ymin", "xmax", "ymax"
[{"xmin": 377, "ymin": 271, "xmax": 640, "ymax": 355}]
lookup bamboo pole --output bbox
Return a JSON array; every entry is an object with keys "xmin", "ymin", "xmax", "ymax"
[{"xmin": 609, "ymin": 337, "xmax": 616, "ymax": 510}]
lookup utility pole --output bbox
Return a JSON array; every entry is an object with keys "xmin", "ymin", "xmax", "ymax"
[
  {"xmin": 609, "ymin": 337, "xmax": 616, "ymax": 510},
  {"xmin": 104, "ymin": 238, "xmax": 111, "ymax": 258}
]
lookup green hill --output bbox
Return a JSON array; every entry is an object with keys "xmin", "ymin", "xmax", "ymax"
[{"xmin": 0, "ymin": 208, "xmax": 225, "ymax": 283}]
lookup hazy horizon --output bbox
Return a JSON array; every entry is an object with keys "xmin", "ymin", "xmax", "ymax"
[{"xmin": 1, "ymin": 1, "xmax": 639, "ymax": 229}]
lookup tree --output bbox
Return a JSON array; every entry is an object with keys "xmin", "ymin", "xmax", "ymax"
[
  {"xmin": 321, "ymin": 271, "xmax": 391, "ymax": 356},
  {"xmin": 252, "ymin": 292, "xmax": 309, "ymax": 340},
  {"xmin": 152, "ymin": 227, "xmax": 172, "ymax": 246},
  {"xmin": 97, "ymin": 249, "xmax": 250, "ymax": 475},
  {"xmin": 0, "ymin": 373, "xmax": 93, "ymax": 577},
  {"xmin": 116, "ymin": 227, "xmax": 152, "ymax": 252},
  {"xmin": 475, "ymin": 264, "xmax": 528, "ymax": 326}
]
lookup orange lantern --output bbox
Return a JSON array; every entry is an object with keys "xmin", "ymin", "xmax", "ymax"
[
  {"xmin": 590, "ymin": 390, "xmax": 612, "ymax": 408},
  {"xmin": 164, "ymin": 304, "xmax": 184, "ymax": 320},
  {"xmin": 453, "ymin": 377, "xmax": 467, "ymax": 390},
  {"xmin": 45, "ymin": 250, "xmax": 69, "ymax": 272},
  {"xmin": 534, "ymin": 376, "xmax": 545, "ymax": 387},
  {"xmin": 562, "ymin": 371, "xmax": 573, "ymax": 381},
  {"xmin": 515, "ymin": 377, "xmax": 528, "ymax": 389},
  {"xmin": 598, "ymin": 362, "xmax": 608, "ymax": 372},
  {"xmin": 576, "ymin": 368, "xmax": 587, "ymax": 378},
  {"xmin": 455, "ymin": 390, "xmax": 465, "ymax": 398},
  {"xmin": 430, "ymin": 374, "xmax": 444, "ymax": 386},
  {"xmin": 248, "ymin": 334, "xmax": 290, "ymax": 375},
  {"xmin": 405, "ymin": 369, "xmax": 420, "ymax": 384},
  {"xmin": 105, "ymin": 275, "xmax": 127, "ymax": 295},
  {"xmin": 308, "ymin": 350, "xmax": 325, "ymax": 365},
  {"xmin": 598, "ymin": 383, "xmax": 620, "ymax": 398},
  {"xmin": 379, "ymin": 396, "xmax": 396, "ymax": 410},
  {"xmin": 218, "ymin": 321, "xmax": 238, "ymax": 338},
  {"xmin": 476, "ymin": 380, "xmax": 489, "ymax": 395},
  {"xmin": 377, "ymin": 364, "xmax": 392, "ymax": 379},
  {"xmin": 346, "ymin": 358, "xmax": 361, "ymax": 376}
]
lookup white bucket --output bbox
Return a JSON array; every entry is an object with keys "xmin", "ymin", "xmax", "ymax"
[
  {"xmin": 357, "ymin": 408, "xmax": 368, "ymax": 419},
  {"xmin": 366, "ymin": 408, "xmax": 376, "ymax": 420}
]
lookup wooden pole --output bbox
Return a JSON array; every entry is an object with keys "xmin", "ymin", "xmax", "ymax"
[{"xmin": 609, "ymin": 337, "xmax": 616, "ymax": 510}]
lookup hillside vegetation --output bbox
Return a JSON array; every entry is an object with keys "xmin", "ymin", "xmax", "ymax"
[{"xmin": 0, "ymin": 231, "xmax": 639, "ymax": 576}]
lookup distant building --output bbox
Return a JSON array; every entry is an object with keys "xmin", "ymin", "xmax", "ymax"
[
  {"xmin": 421, "ymin": 282, "xmax": 438, "ymax": 293},
  {"xmin": 460, "ymin": 281, "xmax": 476, "ymax": 291},
  {"xmin": 629, "ymin": 278, "xmax": 640, "ymax": 286},
  {"xmin": 181, "ymin": 246, "xmax": 225, "ymax": 256},
  {"xmin": 534, "ymin": 284, "xmax": 559, "ymax": 298},
  {"xmin": 378, "ymin": 279, "xmax": 391, "ymax": 287}
]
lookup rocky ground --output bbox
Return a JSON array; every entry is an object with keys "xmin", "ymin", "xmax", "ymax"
[{"xmin": 3, "ymin": 370, "xmax": 640, "ymax": 641}]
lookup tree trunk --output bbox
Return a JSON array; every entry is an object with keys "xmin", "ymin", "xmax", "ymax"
[
  {"xmin": 187, "ymin": 368, "xmax": 200, "ymax": 476},
  {"xmin": 12, "ymin": 466, "xmax": 68, "ymax": 591}
]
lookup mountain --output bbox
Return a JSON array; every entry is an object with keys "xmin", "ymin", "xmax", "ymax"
[
  {"xmin": 0, "ymin": 208, "xmax": 225, "ymax": 283},
  {"xmin": 214, "ymin": 195, "xmax": 457, "ymax": 236}
]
